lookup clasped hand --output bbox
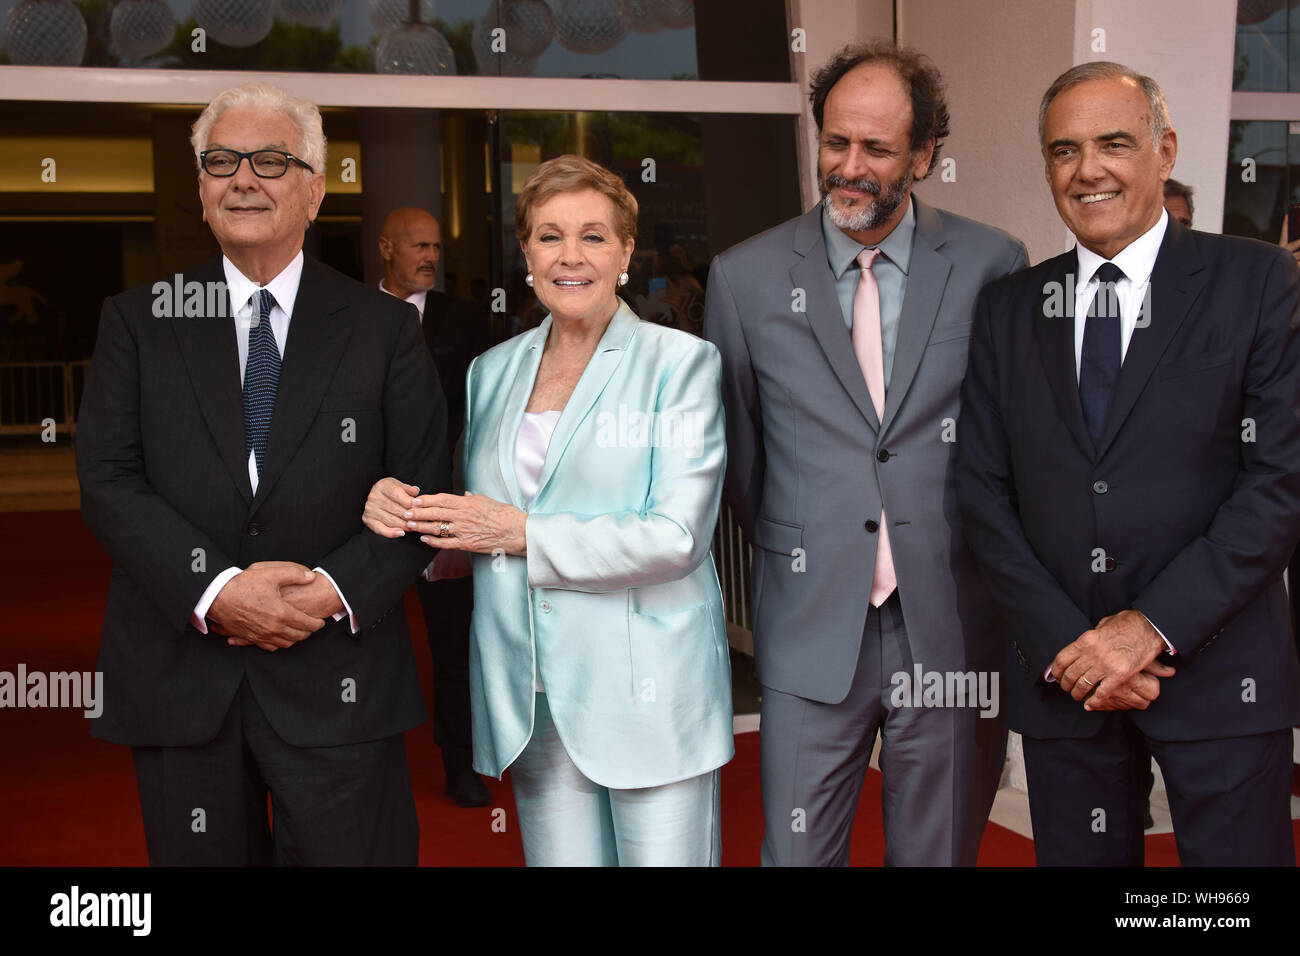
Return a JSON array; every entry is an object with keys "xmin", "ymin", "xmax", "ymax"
[
  {"xmin": 1050, "ymin": 609, "xmax": 1176, "ymax": 711},
  {"xmin": 363, "ymin": 477, "xmax": 527, "ymax": 556},
  {"xmin": 208, "ymin": 561, "xmax": 342, "ymax": 652}
]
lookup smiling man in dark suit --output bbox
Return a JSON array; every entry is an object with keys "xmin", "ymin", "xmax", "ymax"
[
  {"xmin": 956, "ymin": 62, "xmax": 1300, "ymax": 865},
  {"xmin": 76, "ymin": 83, "xmax": 448, "ymax": 865}
]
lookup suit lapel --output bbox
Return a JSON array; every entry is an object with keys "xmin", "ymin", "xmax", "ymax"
[
  {"xmin": 495, "ymin": 319, "xmax": 548, "ymax": 509},
  {"xmin": 170, "ymin": 255, "xmax": 252, "ymax": 502},
  {"xmin": 1094, "ymin": 221, "xmax": 1204, "ymax": 458},
  {"xmin": 1033, "ymin": 251, "xmax": 1094, "ymax": 459},
  {"xmin": 881, "ymin": 198, "xmax": 951, "ymax": 434},
  {"xmin": 251, "ymin": 256, "xmax": 353, "ymax": 510},
  {"xmin": 791, "ymin": 207, "xmax": 879, "ymax": 431},
  {"xmin": 531, "ymin": 302, "xmax": 638, "ymax": 504}
]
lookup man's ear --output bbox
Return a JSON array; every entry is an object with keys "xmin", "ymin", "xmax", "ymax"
[
  {"xmin": 378, "ymin": 236, "xmax": 392, "ymax": 262},
  {"xmin": 1158, "ymin": 128, "xmax": 1178, "ymax": 180},
  {"xmin": 306, "ymin": 173, "xmax": 326, "ymax": 222},
  {"xmin": 911, "ymin": 138, "xmax": 936, "ymax": 180}
]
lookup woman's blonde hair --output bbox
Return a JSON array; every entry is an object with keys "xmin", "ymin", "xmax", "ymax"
[{"xmin": 515, "ymin": 154, "xmax": 638, "ymax": 243}]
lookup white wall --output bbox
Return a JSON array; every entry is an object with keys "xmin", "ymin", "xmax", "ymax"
[
  {"xmin": 903, "ymin": 0, "xmax": 1077, "ymax": 263},
  {"xmin": 787, "ymin": 0, "xmax": 895, "ymax": 208},
  {"xmin": 788, "ymin": 0, "xmax": 1238, "ymax": 263},
  {"xmin": 1074, "ymin": 0, "xmax": 1238, "ymax": 237}
]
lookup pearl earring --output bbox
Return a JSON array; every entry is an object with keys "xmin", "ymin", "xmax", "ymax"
[
  {"xmin": 525, "ymin": 273, "xmax": 534, "ymax": 287},
  {"xmin": 618, "ymin": 271, "xmax": 629, "ymax": 287}
]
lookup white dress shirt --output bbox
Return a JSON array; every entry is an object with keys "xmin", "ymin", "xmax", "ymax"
[
  {"xmin": 190, "ymin": 252, "xmax": 357, "ymax": 634},
  {"xmin": 1073, "ymin": 209, "xmax": 1167, "ymax": 380},
  {"xmin": 518, "ymin": 410, "xmax": 561, "ymax": 693},
  {"xmin": 380, "ymin": 280, "xmax": 427, "ymax": 323}
]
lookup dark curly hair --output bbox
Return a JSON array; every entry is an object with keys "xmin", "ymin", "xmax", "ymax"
[{"xmin": 808, "ymin": 41, "xmax": 950, "ymax": 180}]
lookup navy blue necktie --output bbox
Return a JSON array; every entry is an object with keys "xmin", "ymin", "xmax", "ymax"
[
  {"xmin": 243, "ymin": 288, "xmax": 280, "ymax": 478},
  {"xmin": 1078, "ymin": 262, "xmax": 1125, "ymax": 448}
]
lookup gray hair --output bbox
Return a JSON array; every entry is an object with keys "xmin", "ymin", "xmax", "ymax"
[
  {"xmin": 1038, "ymin": 61, "xmax": 1173, "ymax": 151},
  {"xmin": 190, "ymin": 83, "xmax": 327, "ymax": 176}
]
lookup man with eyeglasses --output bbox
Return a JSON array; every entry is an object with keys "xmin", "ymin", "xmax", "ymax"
[{"xmin": 76, "ymin": 83, "xmax": 449, "ymax": 865}]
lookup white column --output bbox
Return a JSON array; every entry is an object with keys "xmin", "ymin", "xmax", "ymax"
[
  {"xmin": 787, "ymin": 0, "xmax": 895, "ymax": 208},
  {"xmin": 902, "ymin": 0, "xmax": 1079, "ymax": 263},
  {"xmin": 1073, "ymin": 0, "xmax": 1238, "ymax": 235}
]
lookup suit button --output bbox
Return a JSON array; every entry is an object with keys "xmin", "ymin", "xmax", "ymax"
[
  {"xmin": 1092, "ymin": 480, "xmax": 1108, "ymax": 495},
  {"xmin": 1103, "ymin": 557, "xmax": 1116, "ymax": 571},
  {"xmin": 246, "ymin": 522, "xmax": 263, "ymax": 536},
  {"xmin": 865, "ymin": 519, "xmax": 879, "ymax": 533},
  {"xmin": 539, "ymin": 601, "xmax": 551, "ymax": 613},
  {"xmin": 877, "ymin": 449, "xmax": 891, "ymax": 463}
]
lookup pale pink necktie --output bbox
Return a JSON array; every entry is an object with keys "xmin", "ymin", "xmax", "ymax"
[{"xmin": 852, "ymin": 248, "xmax": 896, "ymax": 607}]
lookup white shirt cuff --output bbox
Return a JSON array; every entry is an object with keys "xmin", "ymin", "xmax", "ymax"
[
  {"xmin": 313, "ymin": 567, "xmax": 358, "ymax": 634},
  {"xmin": 1136, "ymin": 610, "xmax": 1177, "ymax": 655},
  {"xmin": 191, "ymin": 566, "xmax": 242, "ymax": 634}
]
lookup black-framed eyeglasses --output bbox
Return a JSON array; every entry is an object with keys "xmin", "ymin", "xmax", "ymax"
[{"xmin": 200, "ymin": 149, "xmax": 314, "ymax": 178}]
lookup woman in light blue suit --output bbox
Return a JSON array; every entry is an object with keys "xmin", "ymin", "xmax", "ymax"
[{"xmin": 362, "ymin": 155, "xmax": 733, "ymax": 865}]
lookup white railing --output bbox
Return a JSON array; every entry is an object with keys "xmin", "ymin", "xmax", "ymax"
[
  {"xmin": 0, "ymin": 361, "xmax": 90, "ymax": 436},
  {"xmin": 712, "ymin": 501, "xmax": 752, "ymax": 635}
]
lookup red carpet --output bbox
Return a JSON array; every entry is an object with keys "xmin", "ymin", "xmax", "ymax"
[{"xmin": 0, "ymin": 510, "xmax": 1294, "ymax": 866}]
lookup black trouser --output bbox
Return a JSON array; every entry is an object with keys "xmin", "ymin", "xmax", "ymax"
[
  {"xmin": 417, "ymin": 575, "xmax": 474, "ymax": 774},
  {"xmin": 132, "ymin": 678, "xmax": 418, "ymax": 866},
  {"xmin": 1022, "ymin": 715, "xmax": 1295, "ymax": 866}
]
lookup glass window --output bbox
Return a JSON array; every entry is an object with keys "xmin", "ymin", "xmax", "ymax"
[
  {"xmin": 1222, "ymin": 119, "xmax": 1293, "ymax": 240},
  {"xmin": 0, "ymin": 0, "xmax": 791, "ymax": 82},
  {"xmin": 1230, "ymin": 0, "xmax": 1300, "ymax": 91},
  {"xmin": 493, "ymin": 108, "xmax": 801, "ymax": 339}
]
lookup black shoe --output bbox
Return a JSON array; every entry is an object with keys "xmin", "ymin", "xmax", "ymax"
[{"xmin": 445, "ymin": 767, "xmax": 491, "ymax": 808}]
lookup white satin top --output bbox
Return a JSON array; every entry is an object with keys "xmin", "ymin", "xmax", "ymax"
[{"xmin": 517, "ymin": 410, "xmax": 562, "ymax": 692}]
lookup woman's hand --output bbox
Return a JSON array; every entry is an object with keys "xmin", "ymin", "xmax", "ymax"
[
  {"xmin": 408, "ymin": 491, "xmax": 527, "ymax": 556},
  {"xmin": 363, "ymin": 477, "xmax": 420, "ymax": 538}
]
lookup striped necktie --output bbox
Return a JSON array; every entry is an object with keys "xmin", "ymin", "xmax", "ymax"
[{"xmin": 243, "ymin": 288, "xmax": 280, "ymax": 478}]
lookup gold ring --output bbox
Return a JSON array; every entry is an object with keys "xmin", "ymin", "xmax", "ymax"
[{"xmin": 438, "ymin": 521, "xmax": 451, "ymax": 538}]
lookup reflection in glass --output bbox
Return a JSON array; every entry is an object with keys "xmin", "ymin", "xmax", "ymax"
[
  {"xmin": 1222, "ymin": 120, "xmax": 1290, "ymax": 240},
  {"xmin": 4, "ymin": 0, "xmax": 87, "ymax": 66},
  {"xmin": 1234, "ymin": 0, "xmax": 1290, "ymax": 91},
  {"xmin": 110, "ymin": 1, "xmax": 176, "ymax": 62},
  {"xmin": 192, "ymin": 0, "xmax": 275, "ymax": 48},
  {"xmin": 0, "ymin": 0, "xmax": 789, "ymax": 81}
]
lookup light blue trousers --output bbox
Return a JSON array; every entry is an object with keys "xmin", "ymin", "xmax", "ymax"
[{"xmin": 510, "ymin": 692, "xmax": 722, "ymax": 866}]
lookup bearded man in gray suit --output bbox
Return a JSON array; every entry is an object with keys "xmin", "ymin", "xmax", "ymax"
[{"xmin": 704, "ymin": 42, "xmax": 1027, "ymax": 866}]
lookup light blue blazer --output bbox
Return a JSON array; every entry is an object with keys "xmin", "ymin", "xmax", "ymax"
[{"xmin": 463, "ymin": 299, "xmax": 734, "ymax": 790}]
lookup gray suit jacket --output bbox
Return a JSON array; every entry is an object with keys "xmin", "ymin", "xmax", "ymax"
[{"xmin": 704, "ymin": 197, "xmax": 1027, "ymax": 703}]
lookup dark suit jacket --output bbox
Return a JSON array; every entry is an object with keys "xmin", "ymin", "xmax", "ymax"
[
  {"xmin": 418, "ymin": 289, "xmax": 494, "ymax": 454},
  {"xmin": 76, "ymin": 254, "xmax": 450, "ymax": 748},
  {"xmin": 956, "ymin": 219, "xmax": 1300, "ymax": 741}
]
